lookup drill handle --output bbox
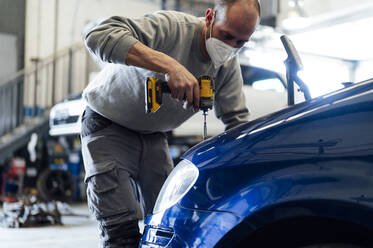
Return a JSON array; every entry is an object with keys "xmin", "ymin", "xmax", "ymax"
[{"xmin": 159, "ymin": 81, "xmax": 171, "ymax": 93}]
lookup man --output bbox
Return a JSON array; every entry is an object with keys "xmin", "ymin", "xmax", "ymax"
[{"xmin": 81, "ymin": 0, "xmax": 260, "ymax": 247}]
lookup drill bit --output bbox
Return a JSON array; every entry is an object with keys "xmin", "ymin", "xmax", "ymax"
[{"xmin": 203, "ymin": 111, "xmax": 207, "ymax": 140}]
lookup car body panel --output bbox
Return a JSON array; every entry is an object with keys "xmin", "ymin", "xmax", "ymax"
[
  {"xmin": 140, "ymin": 78, "xmax": 373, "ymax": 247},
  {"xmin": 142, "ymin": 204, "xmax": 243, "ymax": 248},
  {"xmin": 180, "ymin": 79, "xmax": 373, "ymax": 212}
]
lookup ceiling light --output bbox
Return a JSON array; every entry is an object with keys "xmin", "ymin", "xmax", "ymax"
[{"xmin": 281, "ymin": 0, "xmax": 310, "ymax": 32}]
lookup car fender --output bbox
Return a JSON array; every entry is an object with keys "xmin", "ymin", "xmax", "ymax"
[{"xmin": 214, "ymin": 199, "xmax": 373, "ymax": 247}]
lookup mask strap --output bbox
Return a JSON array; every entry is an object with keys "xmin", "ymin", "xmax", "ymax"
[
  {"xmin": 209, "ymin": 12, "xmax": 215, "ymax": 38},
  {"xmin": 205, "ymin": 10, "xmax": 215, "ymax": 40},
  {"xmin": 205, "ymin": 10, "xmax": 217, "ymax": 74}
]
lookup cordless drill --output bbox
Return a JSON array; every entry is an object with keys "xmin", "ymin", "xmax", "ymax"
[{"xmin": 145, "ymin": 76, "xmax": 214, "ymax": 139}]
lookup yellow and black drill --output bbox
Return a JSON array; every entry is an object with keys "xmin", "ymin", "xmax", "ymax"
[{"xmin": 145, "ymin": 76, "xmax": 214, "ymax": 139}]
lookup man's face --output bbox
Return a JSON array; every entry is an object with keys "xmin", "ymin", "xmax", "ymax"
[{"xmin": 209, "ymin": 2, "xmax": 259, "ymax": 48}]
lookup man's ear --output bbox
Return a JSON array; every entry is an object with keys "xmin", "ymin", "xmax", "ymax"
[{"xmin": 205, "ymin": 8, "xmax": 214, "ymax": 26}]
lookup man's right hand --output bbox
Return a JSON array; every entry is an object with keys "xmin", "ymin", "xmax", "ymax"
[
  {"xmin": 166, "ymin": 64, "xmax": 200, "ymax": 112},
  {"xmin": 126, "ymin": 41, "xmax": 200, "ymax": 112}
]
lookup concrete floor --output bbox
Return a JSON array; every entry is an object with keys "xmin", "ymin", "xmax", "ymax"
[{"xmin": 0, "ymin": 203, "xmax": 145, "ymax": 248}]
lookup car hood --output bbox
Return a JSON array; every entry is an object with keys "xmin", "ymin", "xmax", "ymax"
[
  {"xmin": 181, "ymin": 78, "xmax": 373, "ymax": 169},
  {"xmin": 178, "ymin": 78, "xmax": 373, "ymax": 212}
]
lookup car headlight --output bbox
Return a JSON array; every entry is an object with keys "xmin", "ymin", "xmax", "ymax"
[{"xmin": 153, "ymin": 159, "xmax": 199, "ymax": 214}]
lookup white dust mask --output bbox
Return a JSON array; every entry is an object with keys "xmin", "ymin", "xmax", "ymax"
[{"xmin": 205, "ymin": 15, "xmax": 241, "ymax": 68}]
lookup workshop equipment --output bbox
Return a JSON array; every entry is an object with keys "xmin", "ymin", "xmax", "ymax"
[
  {"xmin": 0, "ymin": 197, "xmax": 89, "ymax": 228},
  {"xmin": 1, "ymin": 158, "xmax": 26, "ymax": 203},
  {"xmin": 281, "ymin": 35, "xmax": 311, "ymax": 105},
  {"xmin": 145, "ymin": 76, "xmax": 214, "ymax": 139},
  {"xmin": 36, "ymin": 141, "xmax": 74, "ymax": 202}
]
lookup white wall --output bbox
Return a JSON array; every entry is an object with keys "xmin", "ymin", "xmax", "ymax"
[
  {"xmin": 25, "ymin": 0, "xmax": 161, "ymax": 63},
  {"xmin": 24, "ymin": 0, "xmax": 161, "ymax": 108}
]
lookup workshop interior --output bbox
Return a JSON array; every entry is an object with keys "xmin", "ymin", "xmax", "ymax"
[{"xmin": 0, "ymin": 0, "xmax": 373, "ymax": 247}]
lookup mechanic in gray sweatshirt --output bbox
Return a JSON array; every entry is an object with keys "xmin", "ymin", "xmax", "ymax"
[{"xmin": 81, "ymin": 0, "xmax": 260, "ymax": 247}]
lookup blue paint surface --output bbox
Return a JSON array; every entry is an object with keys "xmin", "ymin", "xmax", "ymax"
[{"xmin": 140, "ymin": 79, "xmax": 373, "ymax": 247}]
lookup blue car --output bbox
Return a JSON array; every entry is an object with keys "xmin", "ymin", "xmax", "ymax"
[{"xmin": 139, "ymin": 38, "xmax": 373, "ymax": 248}]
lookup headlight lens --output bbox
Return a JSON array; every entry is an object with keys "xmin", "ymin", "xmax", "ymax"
[{"xmin": 153, "ymin": 159, "xmax": 199, "ymax": 214}]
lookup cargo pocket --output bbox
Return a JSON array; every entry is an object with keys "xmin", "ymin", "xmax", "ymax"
[
  {"xmin": 86, "ymin": 161, "xmax": 118, "ymax": 192},
  {"xmin": 85, "ymin": 161, "xmax": 127, "ymax": 219}
]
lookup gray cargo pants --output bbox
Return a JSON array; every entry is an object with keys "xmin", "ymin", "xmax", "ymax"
[{"xmin": 81, "ymin": 107, "xmax": 173, "ymax": 248}]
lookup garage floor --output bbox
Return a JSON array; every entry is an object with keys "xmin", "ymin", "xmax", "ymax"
[{"xmin": 0, "ymin": 203, "xmax": 145, "ymax": 248}]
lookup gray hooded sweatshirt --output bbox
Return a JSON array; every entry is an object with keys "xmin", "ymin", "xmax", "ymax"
[{"xmin": 83, "ymin": 10, "xmax": 249, "ymax": 133}]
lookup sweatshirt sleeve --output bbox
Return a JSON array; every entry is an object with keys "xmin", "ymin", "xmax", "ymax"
[
  {"xmin": 214, "ymin": 57, "xmax": 250, "ymax": 130},
  {"xmin": 84, "ymin": 11, "xmax": 181, "ymax": 65}
]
